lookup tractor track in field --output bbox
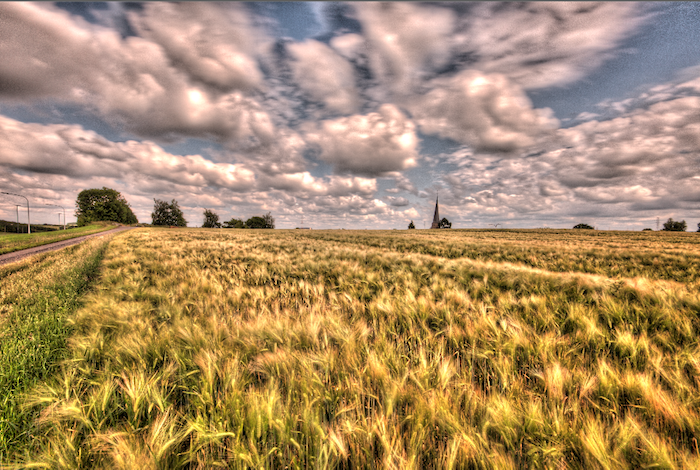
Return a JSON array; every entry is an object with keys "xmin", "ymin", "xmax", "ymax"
[
  {"xmin": 0, "ymin": 225, "xmax": 134, "ymax": 266},
  {"xmin": 301, "ymin": 234, "xmax": 698, "ymax": 300}
]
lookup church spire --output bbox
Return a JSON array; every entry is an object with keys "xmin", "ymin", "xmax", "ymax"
[{"xmin": 430, "ymin": 192, "xmax": 440, "ymax": 229}]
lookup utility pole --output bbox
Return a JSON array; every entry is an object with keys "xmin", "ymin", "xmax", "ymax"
[
  {"xmin": 656, "ymin": 217, "xmax": 660, "ymax": 231},
  {"xmin": 2, "ymin": 192, "xmax": 30, "ymax": 234},
  {"xmin": 15, "ymin": 205, "xmax": 20, "ymax": 230}
]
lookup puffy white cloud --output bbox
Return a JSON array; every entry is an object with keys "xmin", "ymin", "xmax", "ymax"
[
  {"xmin": 458, "ymin": 2, "xmax": 648, "ymax": 89},
  {"xmin": 0, "ymin": 115, "xmax": 126, "ymax": 177},
  {"xmin": 257, "ymin": 172, "xmax": 376, "ymax": 197},
  {"xmin": 0, "ymin": 3, "xmax": 274, "ymax": 144},
  {"xmin": 287, "ymin": 39, "xmax": 359, "ymax": 115},
  {"xmin": 229, "ymin": 128, "xmax": 309, "ymax": 176},
  {"xmin": 0, "ymin": 3, "xmax": 97, "ymax": 99},
  {"xmin": 412, "ymin": 70, "xmax": 559, "ymax": 152},
  {"xmin": 127, "ymin": 2, "xmax": 263, "ymax": 92},
  {"xmin": 329, "ymin": 33, "xmax": 365, "ymax": 60},
  {"xmin": 431, "ymin": 82, "xmax": 700, "ymax": 224},
  {"xmin": 552, "ymin": 95, "xmax": 700, "ymax": 206},
  {"xmin": 0, "ymin": 115, "xmax": 256, "ymax": 192},
  {"xmin": 352, "ymin": 2, "xmax": 455, "ymax": 93},
  {"xmin": 403, "ymin": 207, "xmax": 420, "ymax": 218},
  {"xmin": 386, "ymin": 196, "xmax": 409, "ymax": 207},
  {"xmin": 306, "ymin": 104, "xmax": 419, "ymax": 176},
  {"xmin": 0, "ymin": 113, "xmax": 389, "ymax": 227}
]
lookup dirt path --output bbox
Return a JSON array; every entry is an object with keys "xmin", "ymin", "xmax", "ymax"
[{"xmin": 0, "ymin": 225, "xmax": 134, "ymax": 266}]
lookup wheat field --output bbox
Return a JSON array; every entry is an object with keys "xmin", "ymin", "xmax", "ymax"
[{"xmin": 6, "ymin": 228, "xmax": 700, "ymax": 469}]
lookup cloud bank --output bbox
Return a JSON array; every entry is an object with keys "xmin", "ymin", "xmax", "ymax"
[{"xmin": 0, "ymin": 1, "xmax": 696, "ymax": 230}]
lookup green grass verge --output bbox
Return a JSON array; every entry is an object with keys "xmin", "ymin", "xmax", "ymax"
[
  {"xmin": 0, "ymin": 223, "xmax": 114, "ymax": 255},
  {"xmin": 0, "ymin": 238, "xmax": 109, "ymax": 464}
]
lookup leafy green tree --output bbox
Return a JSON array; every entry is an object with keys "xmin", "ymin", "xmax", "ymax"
[
  {"xmin": 245, "ymin": 216, "xmax": 267, "ymax": 229},
  {"xmin": 439, "ymin": 217, "xmax": 451, "ymax": 229},
  {"xmin": 223, "ymin": 217, "xmax": 245, "ymax": 229},
  {"xmin": 151, "ymin": 199, "xmax": 187, "ymax": 227},
  {"xmin": 573, "ymin": 223, "xmax": 594, "ymax": 229},
  {"xmin": 244, "ymin": 212, "xmax": 274, "ymax": 229},
  {"xmin": 202, "ymin": 209, "xmax": 221, "ymax": 228},
  {"xmin": 408, "ymin": 220, "xmax": 416, "ymax": 229},
  {"xmin": 662, "ymin": 218, "xmax": 686, "ymax": 231},
  {"xmin": 75, "ymin": 187, "xmax": 138, "ymax": 226},
  {"xmin": 263, "ymin": 212, "xmax": 275, "ymax": 229}
]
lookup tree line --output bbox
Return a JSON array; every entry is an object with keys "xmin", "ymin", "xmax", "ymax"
[
  {"xmin": 73, "ymin": 187, "xmax": 700, "ymax": 232},
  {"xmin": 202, "ymin": 208, "xmax": 275, "ymax": 229},
  {"xmin": 75, "ymin": 187, "xmax": 274, "ymax": 228},
  {"xmin": 575, "ymin": 219, "xmax": 698, "ymax": 231}
]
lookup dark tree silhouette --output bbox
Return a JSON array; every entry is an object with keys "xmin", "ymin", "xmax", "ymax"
[
  {"xmin": 202, "ymin": 209, "xmax": 221, "ymax": 228},
  {"xmin": 662, "ymin": 218, "xmax": 686, "ymax": 231},
  {"xmin": 152, "ymin": 199, "xmax": 187, "ymax": 227},
  {"xmin": 75, "ymin": 187, "xmax": 137, "ymax": 226},
  {"xmin": 223, "ymin": 217, "xmax": 245, "ymax": 229}
]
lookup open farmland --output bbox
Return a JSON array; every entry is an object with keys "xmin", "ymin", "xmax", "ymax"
[{"xmin": 7, "ymin": 228, "xmax": 700, "ymax": 469}]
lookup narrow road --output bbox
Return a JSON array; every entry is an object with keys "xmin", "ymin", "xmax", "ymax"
[{"xmin": 0, "ymin": 225, "xmax": 134, "ymax": 266}]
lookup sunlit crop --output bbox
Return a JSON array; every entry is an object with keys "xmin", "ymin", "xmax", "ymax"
[{"xmin": 7, "ymin": 228, "xmax": 700, "ymax": 469}]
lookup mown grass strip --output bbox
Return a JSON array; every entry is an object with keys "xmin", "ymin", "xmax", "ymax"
[
  {"xmin": 0, "ymin": 238, "xmax": 110, "ymax": 464},
  {"xmin": 0, "ymin": 223, "xmax": 115, "ymax": 256}
]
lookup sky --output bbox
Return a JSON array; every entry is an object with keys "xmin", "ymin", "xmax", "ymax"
[{"xmin": 1, "ymin": 2, "xmax": 700, "ymax": 230}]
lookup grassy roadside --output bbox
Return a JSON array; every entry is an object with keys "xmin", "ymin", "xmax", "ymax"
[
  {"xmin": 0, "ymin": 236, "xmax": 111, "ymax": 464},
  {"xmin": 0, "ymin": 222, "xmax": 115, "ymax": 256}
]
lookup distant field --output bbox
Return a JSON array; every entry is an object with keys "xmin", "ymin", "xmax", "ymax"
[
  {"xmin": 0, "ymin": 222, "xmax": 115, "ymax": 255},
  {"xmin": 6, "ymin": 228, "xmax": 700, "ymax": 469}
]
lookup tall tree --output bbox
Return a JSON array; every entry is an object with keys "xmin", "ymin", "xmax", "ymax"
[
  {"xmin": 408, "ymin": 220, "xmax": 416, "ymax": 229},
  {"xmin": 262, "ymin": 212, "xmax": 275, "ymax": 229},
  {"xmin": 75, "ymin": 187, "xmax": 138, "ymax": 226},
  {"xmin": 662, "ymin": 218, "xmax": 686, "ymax": 231},
  {"xmin": 151, "ymin": 199, "xmax": 187, "ymax": 227},
  {"xmin": 439, "ymin": 217, "xmax": 452, "ymax": 229},
  {"xmin": 202, "ymin": 209, "xmax": 221, "ymax": 228}
]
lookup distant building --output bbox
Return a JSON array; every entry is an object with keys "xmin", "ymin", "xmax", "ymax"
[{"xmin": 430, "ymin": 195, "xmax": 440, "ymax": 229}]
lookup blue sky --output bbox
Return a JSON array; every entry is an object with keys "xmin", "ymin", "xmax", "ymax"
[{"xmin": 1, "ymin": 2, "xmax": 700, "ymax": 230}]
